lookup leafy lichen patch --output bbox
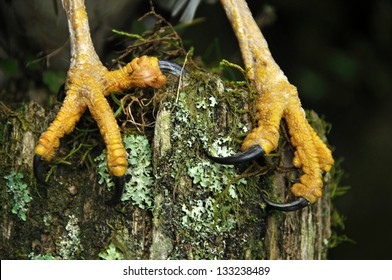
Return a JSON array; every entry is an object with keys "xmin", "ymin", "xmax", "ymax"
[
  {"xmin": 58, "ymin": 214, "xmax": 83, "ymax": 259},
  {"xmin": 95, "ymin": 134, "xmax": 154, "ymax": 209},
  {"xmin": 4, "ymin": 171, "xmax": 32, "ymax": 222}
]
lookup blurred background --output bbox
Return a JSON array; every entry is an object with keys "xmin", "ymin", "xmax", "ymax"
[{"xmin": 1, "ymin": 0, "xmax": 391, "ymax": 259}]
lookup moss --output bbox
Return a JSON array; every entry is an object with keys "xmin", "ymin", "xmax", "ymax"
[
  {"xmin": 327, "ymin": 158, "xmax": 353, "ymax": 249},
  {"xmin": 152, "ymin": 72, "xmax": 343, "ymax": 258},
  {"xmin": 306, "ymin": 110, "xmax": 351, "ymax": 250},
  {"xmin": 0, "ymin": 12, "xmax": 343, "ymax": 260},
  {"xmin": 306, "ymin": 110, "xmax": 333, "ymax": 143}
]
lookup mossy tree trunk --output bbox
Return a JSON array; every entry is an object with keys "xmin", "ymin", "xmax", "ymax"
[
  {"xmin": 0, "ymin": 70, "xmax": 333, "ymax": 260},
  {"xmin": 150, "ymin": 73, "xmax": 333, "ymax": 259}
]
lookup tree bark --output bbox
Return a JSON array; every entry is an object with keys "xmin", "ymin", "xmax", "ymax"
[{"xmin": 0, "ymin": 71, "xmax": 332, "ymax": 259}]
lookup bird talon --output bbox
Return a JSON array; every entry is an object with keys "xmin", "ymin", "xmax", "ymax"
[
  {"xmin": 57, "ymin": 83, "xmax": 66, "ymax": 102},
  {"xmin": 158, "ymin": 59, "xmax": 187, "ymax": 77},
  {"xmin": 261, "ymin": 194, "xmax": 310, "ymax": 212},
  {"xmin": 209, "ymin": 145, "xmax": 310, "ymax": 211},
  {"xmin": 208, "ymin": 145, "xmax": 265, "ymax": 165},
  {"xmin": 33, "ymin": 155, "xmax": 49, "ymax": 186},
  {"xmin": 105, "ymin": 175, "xmax": 125, "ymax": 205}
]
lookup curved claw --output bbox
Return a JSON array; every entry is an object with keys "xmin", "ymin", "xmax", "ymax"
[
  {"xmin": 106, "ymin": 176, "xmax": 125, "ymax": 205},
  {"xmin": 158, "ymin": 59, "xmax": 187, "ymax": 77},
  {"xmin": 262, "ymin": 194, "xmax": 310, "ymax": 212},
  {"xmin": 208, "ymin": 145, "xmax": 265, "ymax": 165},
  {"xmin": 33, "ymin": 155, "xmax": 49, "ymax": 186},
  {"xmin": 57, "ymin": 83, "xmax": 66, "ymax": 102}
]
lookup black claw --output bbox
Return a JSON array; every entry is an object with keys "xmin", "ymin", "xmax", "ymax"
[
  {"xmin": 262, "ymin": 194, "xmax": 310, "ymax": 212},
  {"xmin": 57, "ymin": 83, "xmax": 66, "ymax": 102},
  {"xmin": 158, "ymin": 59, "xmax": 187, "ymax": 77},
  {"xmin": 106, "ymin": 176, "xmax": 125, "ymax": 205},
  {"xmin": 208, "ymin": 145, "xmax": 265, "ymax": 165},
  {"xmin": 208, "ymin": 144, "xmax": 309, "ymax": 212},
  {"xmin": 33, "ymin": 155, "xmax": 49, "ymax": 186}
]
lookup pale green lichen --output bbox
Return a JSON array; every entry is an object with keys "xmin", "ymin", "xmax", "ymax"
[
  {"xmin": 58, "ymin": 214, "xmax": 83, "ymax": 259},
  {"xmin": 95, "ymin": 134, "xmax": 154, "ymax": 209},
  {"xmin": 155, "ymin": 74, "xmax": 255, "ymax": 259},
  {"xmin": 4, "ymin": 171, "xmax": 32, "ymax": 221},
  {"xmin": 99, "ymin": 242, "xmax": 124, "ymax": 260},
  {"xmin": 181, "ymin": 197, "xmax": 236, "ymax": 234},
  {"xmin": 187, "ymin": 159, "xmax": 246, "ymax": 193},
  {"xmin": 43, "ymin": 213, "xmax": 52, "ymax": 227},
  {"xmin": 29, "ymin": 253, "xmax": 57, "ymax": 260}
]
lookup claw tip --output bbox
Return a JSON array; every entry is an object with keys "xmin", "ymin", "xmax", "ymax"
[
  {"xmin": 158, "ymin": 59, "xmax": 187, "ymax": 77},
  {"xmin": 262, "ymin": 194, "xmax": 310, "ymax": 212},
  {"xmin": 208, "ymin": 145, "xmax": 264, "ymax": 165}
]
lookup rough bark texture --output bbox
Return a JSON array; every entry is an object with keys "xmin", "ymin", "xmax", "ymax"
[{"xmin": 0, "ymin": 71, "xmax": 333, "ymax": 259}]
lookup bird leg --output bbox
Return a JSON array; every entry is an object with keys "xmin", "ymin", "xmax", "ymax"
[
  {"xmin": 214, "ymin": 0, "xmax": 334, "ymax": 210},
  {"xmin": 34, "ymin": 0, "xmax": 184, "ymax": 203}
]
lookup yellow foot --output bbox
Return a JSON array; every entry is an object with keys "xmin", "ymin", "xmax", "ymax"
[
  {"xmin": 215, "ymin": 0, "xmax": 334, "ymax": 210},
  {"xmin": 34, "ymin": 0, "xmax": 183, "ymax": 193}
]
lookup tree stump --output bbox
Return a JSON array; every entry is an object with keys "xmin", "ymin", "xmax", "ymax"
[{"xmin": 0, "ymin": 69, "xmax": 333, "ymax": 259}]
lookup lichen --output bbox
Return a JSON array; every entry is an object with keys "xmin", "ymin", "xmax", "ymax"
[
  {"xmin": 4, "ymin": 171, "xmax": 32, "ymax": 221},
  {"xmin": 29, "ymin": 253, "xmax": 57, "ymax": 260},
  {"xmin": 99, "ymin": 242, "xmax": 124, "ymax": 260},
  {"xmin": 58, "ymin": 214, "xmax": 83, "ymax": 259},
  {"xmin": 95, "ymin": 134, "xmax": 154, "ymax": 209},
  {"xmin": 154, "ymin": 72, "xmax": 261, "ymax": 259}
]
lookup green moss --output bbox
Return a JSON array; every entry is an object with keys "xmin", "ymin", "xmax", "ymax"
[
  {"xmin": 306, "ymin": 110, "xmax": 333, "ymax": 143},
  {"xmin": 307, "ymin": 111, "xmax": 351, "ymax": 250}
]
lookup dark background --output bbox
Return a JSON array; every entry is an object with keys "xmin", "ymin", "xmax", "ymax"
[{"xmin": 1, "ymin": 0, "xmax": 391, "ymax": 259}]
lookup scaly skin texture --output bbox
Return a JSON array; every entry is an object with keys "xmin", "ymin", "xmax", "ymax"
[
  {"xmin": 34, "ymin": 0, "xmax": 167, "ymax": 177},
  {"xmin": 220, "ymin": 0, "xmax": 334, "ymax": 203}
]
